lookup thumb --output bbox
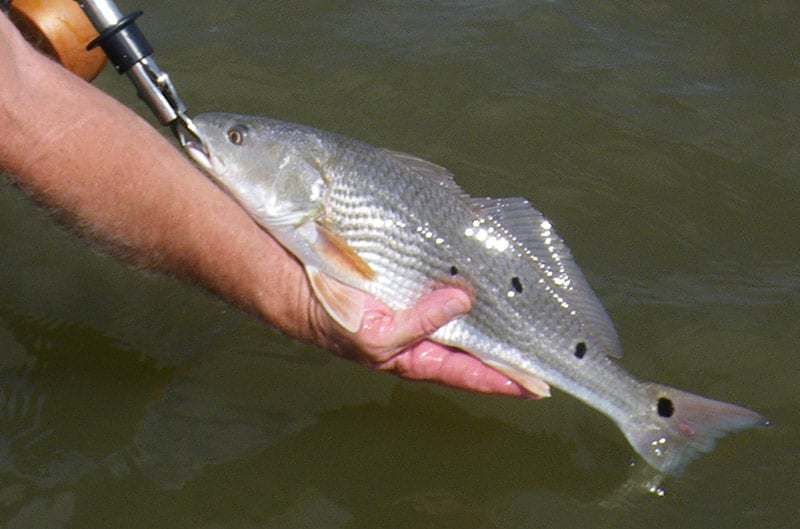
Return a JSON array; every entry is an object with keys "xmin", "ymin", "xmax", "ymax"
[{"xmin": 362, "ymin": 288, "xmax": 471, "ymax": 361}]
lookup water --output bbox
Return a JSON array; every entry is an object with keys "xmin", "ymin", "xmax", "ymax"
[{"xmin": 1, "ymin": 1, "xmax": 798, "ymax": 527}]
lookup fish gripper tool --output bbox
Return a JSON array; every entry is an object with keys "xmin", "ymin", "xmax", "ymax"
[{"xmin": 76, "ymin": 0, "xmax": 202, "ymax": 150}]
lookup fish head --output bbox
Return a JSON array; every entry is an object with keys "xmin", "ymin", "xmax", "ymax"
[{"xmin": 188, "ymin": 112, "xmax": 329, "ymax": 227}]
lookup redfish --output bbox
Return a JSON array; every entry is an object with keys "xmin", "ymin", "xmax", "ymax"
[{"xmin": 187, "ymin": 112, "xmax": 766, "ymax": 474}]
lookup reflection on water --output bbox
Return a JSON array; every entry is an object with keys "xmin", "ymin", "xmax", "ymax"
[
  {"xmin": 0, "ymin": 307, "xmax": 166, "ymax": 526},
  {"xmin": 2, "ymin": 0, "xmax": 799, "ymax": 527}
]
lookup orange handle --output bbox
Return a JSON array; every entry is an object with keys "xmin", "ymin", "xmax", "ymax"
[{"xmin": 9, "ymin": 0, "xmax": 107, "ymax": 81}]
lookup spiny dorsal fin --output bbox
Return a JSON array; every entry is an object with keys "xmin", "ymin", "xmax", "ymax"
[
  {"xmin": 474, "ymin": 197, "xmax": 623, "ymax": 359},
  {"xmin": 381, "ymin": 149, "xmax": 463, "ymax": 191}
]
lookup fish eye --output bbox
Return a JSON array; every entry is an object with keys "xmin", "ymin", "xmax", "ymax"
[{"xmin": 227, "ymin": 126, "xmax": 247, "ymax": 145}]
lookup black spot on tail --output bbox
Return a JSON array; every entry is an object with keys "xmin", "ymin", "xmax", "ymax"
[
  {"xmin": 511, "ymin": 276, "xmax": 523, "ymax": 293},
  {"xmin": 574, "ymin": 342, "xmax": 587, "ymax": 359},
  {"xmin": 657, "ymin": 397, "xmax": 675, "ymax": 418}
]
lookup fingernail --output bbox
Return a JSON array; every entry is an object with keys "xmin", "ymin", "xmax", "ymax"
[{"xmin": 443, "ymin": 296, "xmax": 469, "ymax": 319}]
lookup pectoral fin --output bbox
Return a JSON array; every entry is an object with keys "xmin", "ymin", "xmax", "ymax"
[
  {"xmin": 486, "ymin": 360, "xmax": 551, "ymax": 398},
  {"xmin": 311, "ymin": 224, "xmax": 375, "ymax": 280},
  {"xmin": 306, "ymin": 266, "xmax": 369, "ymax": 333}
]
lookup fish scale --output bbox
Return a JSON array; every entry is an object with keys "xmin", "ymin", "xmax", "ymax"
[
  {"xmin": 188, "ymin": 111, "xmax": 767, "ymax": 475},
  {"xmin": 327, "ymin": 155, "xmax": 585, "ymax": 358}
]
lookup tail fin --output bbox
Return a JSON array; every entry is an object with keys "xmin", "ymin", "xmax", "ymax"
[{"xmin": 620, "ymin": 384, "xmax": 767, "ymax": 475}]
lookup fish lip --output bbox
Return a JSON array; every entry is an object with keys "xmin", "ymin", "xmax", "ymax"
[{"xmin": 184, "ymin": 136, "xmax": 213, "ymax": 174}]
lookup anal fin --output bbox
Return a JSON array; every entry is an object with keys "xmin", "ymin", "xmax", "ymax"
[{"xmin": 486, "ymin": 360, "xmax": 551, "ymax": 398}]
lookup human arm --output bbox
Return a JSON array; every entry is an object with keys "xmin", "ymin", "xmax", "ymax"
[{"xmin": 0, "ymin": 14, "xmax": 532, "ymax": 397}]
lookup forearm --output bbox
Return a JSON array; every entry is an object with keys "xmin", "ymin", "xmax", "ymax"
[{"xmin": 0, "ymin": 15, "xmax": 316, "ymax": 341}]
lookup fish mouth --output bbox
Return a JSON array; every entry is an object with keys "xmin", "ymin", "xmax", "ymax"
[
  {"xmin": 183, "ymin": 135, "xmax": 213, "ymax": 174},
  {"xmin": 175, "ymin": 115, "xmax": 214, "ymax": 174}
]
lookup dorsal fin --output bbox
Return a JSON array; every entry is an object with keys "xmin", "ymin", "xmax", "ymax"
[
  {"xmin": 474, "ymin": 197, "xmax": 623, "ymax": 359},
  {"xmin": 381, "ymin": 149, "xmax": 463, "ymax": 191}
]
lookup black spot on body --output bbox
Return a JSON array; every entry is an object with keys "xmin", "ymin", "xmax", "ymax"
[
  {"xmin": 574, "ymin": 342, "xmax": 587, "ymax": 359},
  {"xmin": 657, "ymin": 397, "xmax": 675, "ymax": 418},
  {"xmin": 511, "ymin": 276, "xmax": 523, "ymax": 293},
  {"xmin": 450, "ymin": 266, "xmax": 458, "ymax": 276}
]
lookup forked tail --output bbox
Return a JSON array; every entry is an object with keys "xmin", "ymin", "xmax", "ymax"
[{"xmin": 620, "ymin": 384, "xmax": 767, "ymax": 474}]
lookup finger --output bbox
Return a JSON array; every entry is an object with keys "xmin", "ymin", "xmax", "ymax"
[
  {"xmin": 361, "ymin": 288, "xmax": 471, "ymax": 360},
  {"xmin": 382, "ymin": 341, "xmax": 537, "ymax": 399}
]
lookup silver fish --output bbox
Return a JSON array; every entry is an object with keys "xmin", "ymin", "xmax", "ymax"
[{"xmin": 187, "ymin": 112, "xmax": 766, "ymax": 474}]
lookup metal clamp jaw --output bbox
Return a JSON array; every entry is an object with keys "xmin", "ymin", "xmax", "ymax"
[{"xmin": 76, "ymin": 0, "xmax": 202, "ymax": 150}]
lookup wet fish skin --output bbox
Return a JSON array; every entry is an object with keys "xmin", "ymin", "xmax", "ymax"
[{"xmin": 187, "ymin": 111, "xmax": 767, "ymax": 475}]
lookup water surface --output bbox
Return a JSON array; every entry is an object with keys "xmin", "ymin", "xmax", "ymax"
[{"xmin": 1, "ymin": 1, "xmax": 798, "ymax": 527}]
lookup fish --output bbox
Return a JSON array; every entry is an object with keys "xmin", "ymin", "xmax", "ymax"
[{"xmin": 186, "ymin": 111, "xmax": 767, "ymax": 475}]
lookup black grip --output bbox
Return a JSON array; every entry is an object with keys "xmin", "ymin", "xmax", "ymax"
[{"xmin": 86, "ymin": 10, "xmax": 152, "ymax": 74}]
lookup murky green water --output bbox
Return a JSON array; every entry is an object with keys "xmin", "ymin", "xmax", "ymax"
[{"xmin": 2, "ymin": 1, "xmax": 798, "ymax": 527}]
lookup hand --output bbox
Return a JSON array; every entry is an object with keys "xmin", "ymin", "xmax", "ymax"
[{"xmin": 313, "ymin": 287, "xmax": 536, "ymax": 398}]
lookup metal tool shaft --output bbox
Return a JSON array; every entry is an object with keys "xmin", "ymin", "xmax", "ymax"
[{"xmin": 75, "ymin": 0, "xmax": 199, "ymax": 142}]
